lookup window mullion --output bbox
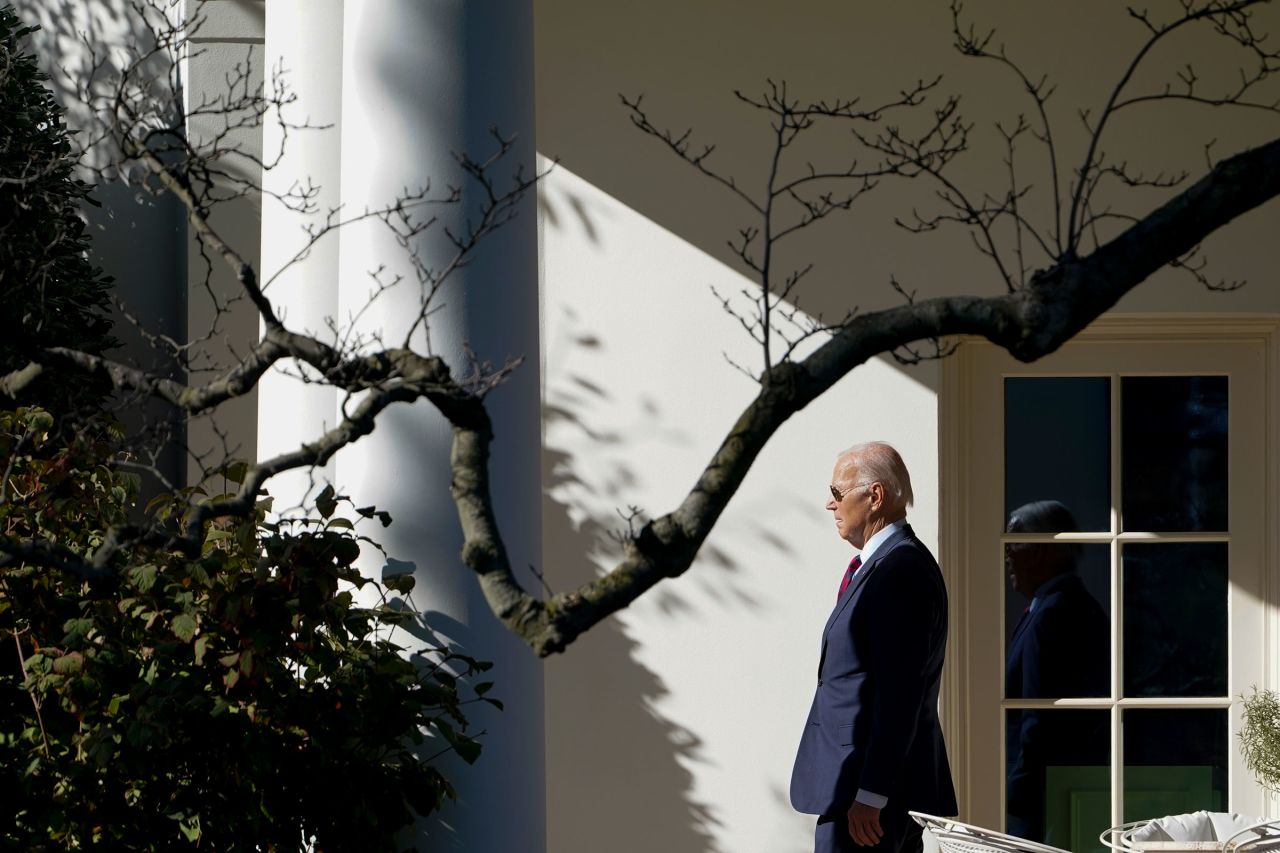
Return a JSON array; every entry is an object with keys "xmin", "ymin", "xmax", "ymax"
[{"xmin": 1112, "ymin": 372, "xmax": 1123, "ymax": 830}]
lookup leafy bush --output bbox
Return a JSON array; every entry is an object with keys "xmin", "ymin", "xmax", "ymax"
[
  {"xmin": 0, "ymin": 6, "xmax": 116, "ymax": 416},
  {"xmin": 0, "ymin": 410, "xmax": 496, "ymax": 850},
  {"xmin": 0, "ymin": 9, "xmax": 495, "ymax": 849}
]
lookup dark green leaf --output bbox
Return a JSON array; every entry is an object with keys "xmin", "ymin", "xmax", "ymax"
[
  {"xmin": 177, "ymin": 814, "xmax": 202, "ymax": 842},
  {"xmin": 62, "ymin": 616, "xmax": 93, "ymax": 643},
  {"xmin": 52, "ymin": 652, "xmax": 83, "ymax": 675},
  {"xmin": 171, "ymin": 612, "xmax": 198, "ymax": 642},
  {"xmin": 384, "ymin": 573, "xmax": 416, "ymax": 594},
  {"xmin": 127, "ymin": 563, "xmax": 158, "ymax": 592},
  {"xmin": 194, "ymin": 635, "xmax": 210, "ymax": 666},
  {"xmin": 453, "ymin": 735, "xmax": 482, "ymax": 765},
  {"xmin": 356, "ymin": 505, "xmax": 394, "ymax": 527},
  {"xmin": 316, "ymin": 484, "xmax": 338, "ymax": 519},
  {"xmin": 23, "ymin": 409, "xmax": 54, "ymax": 434}
]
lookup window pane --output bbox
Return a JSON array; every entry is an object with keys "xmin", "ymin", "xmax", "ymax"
[
  {"xmin": 1006, "ymin": 709, "xmax": 1109, "ymax": 851},
  {"xmin": 1123, "ymin": 709, "xmax": 1227, "ymax": 821},
  {"xmin": 1006, "ymin": 378, "xmax": 1111, "ymax": 532},
  {"xmin": 1122, "ymin": 376, "xmax": 1228, "ymax": 532},
  {"xmin": 1123, "ymin": 543, "xmax": 1227, "ymax": 698},
  {"xmin": 1005, "ymin": 544, "xmax": 1109, "ymax": 699}
]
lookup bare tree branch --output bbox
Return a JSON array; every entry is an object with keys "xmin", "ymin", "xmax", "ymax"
[
  {"xmin": 1066, "ymin": 0, "xmax": 1277, "ymax": 251},
  {"xmin": 4, "ymin": 0, "xmax": 1278, "ymax": 660},
  {"xmin": 362, "ymin": 132, "xmax": 1280, "ymax": 655},
  {"xmin": 628, "ymin": 75, "xmax": 969, "ymax": 372}
]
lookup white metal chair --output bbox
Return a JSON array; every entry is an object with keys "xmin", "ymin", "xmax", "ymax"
[
  {"xmin": 1225, "ymin": 822, "xmax": 1280, "ymax": 853},
  {"xmin": 1099, "ymin": 814, "xmax": 1280, "ymax": 852},
  {"xmin": 909, "ymin": 812, "xmax": 1073, "ymax": 853}
]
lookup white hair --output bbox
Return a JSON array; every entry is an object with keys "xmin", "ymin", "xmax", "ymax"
[{"xmin": 837, "ymin": 441, "xmax": 914, "ymax": 508}]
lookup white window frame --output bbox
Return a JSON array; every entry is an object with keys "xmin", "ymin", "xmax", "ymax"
[{"xmin": 939, "ymin": 315, "xmax": 1280, "ymax": 828}]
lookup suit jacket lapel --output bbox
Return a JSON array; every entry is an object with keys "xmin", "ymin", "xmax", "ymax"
[
  {"xmin": 1009, "ymin": 606, "xmax": 1032, "ymax": 646},
  {"xmin": 817, "ymin": 524, "xmax": 915, "ymax": 674}
]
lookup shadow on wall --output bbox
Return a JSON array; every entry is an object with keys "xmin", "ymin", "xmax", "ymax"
[
  {"xmin": 540, "ymin": 425, "xmax": 727, "ymax": 850},
  {"xmin": 536, "ymin": 0, "xmax": 1280, "ymax": 390},
  {"xmin": 539, "ymin": 161, "xmax": 851, "ymax": 853},
  {"xmin": 89, "ymin": 182, "xmax": 189, "ymax": 496},
  {"xmin": 18, "ymin": 0, "xmax": 190, "ymax": 493},
  {"xmin": 533, "ymin": 0, "xmax": 969, "ymax": 398},
  {"xmin": 20, "ymin": 0, "xmax": 274, "ymax": 490},
  {"xmin": 542, "ymin": 310, "xmax": 821, "ymax": 853},
  {"xmin": 17, "ymin": 1, "xmax": 188, "ymax": 187},
  {"xmin": 539, "ymin": 174, "xmax": 722, "ymax": 847},
  {"xmin": 537, "ymin": 186, "xmax": 602, "ymax": 247}
]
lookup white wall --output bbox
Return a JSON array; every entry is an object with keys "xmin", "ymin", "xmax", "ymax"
[
  {"xmin": 535, "ymin": 2, "xmax": 1280, "ymax": 851},
  {"xmin": 17, "ymin": 0, "xmax": 189, "ymax": 490},
  {"xmin": 20, "ymin": 0, "xmax": 267, "ymax": 488},
  {"xmin": 540, "ymin": 163, "xmax": 939, "ymax": 852},
  {"xmin": 535, "ymin": 0, "xmax": 1280, "ymax": 321}
]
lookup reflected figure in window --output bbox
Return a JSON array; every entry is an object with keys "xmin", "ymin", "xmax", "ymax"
[{"xmin": 1005, "ymin": 500, "xmax": 1108, "ymax": 844}]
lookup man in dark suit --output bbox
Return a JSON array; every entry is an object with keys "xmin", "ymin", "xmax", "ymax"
[
  {"xmin": 1004, "ymin": 500, "xmax": 1109, "ymax": 843},
  {"xmin": 791, "ymin": 442, "xmax": 957, "ymax": 853}
]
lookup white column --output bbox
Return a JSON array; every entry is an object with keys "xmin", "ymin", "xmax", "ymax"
[
  {"xmin": 183, "ymin": 2, "xmax": 265, "ymax": 485},
  {"xmin": 258, "ymin": 0, "xmax": 343, "ymax": 512},
  {"xmin": 338, "ymin": 2, "xmax": 544, "ymax": 851}
]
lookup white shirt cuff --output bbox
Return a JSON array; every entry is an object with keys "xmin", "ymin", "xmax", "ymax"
[{"xmin": 855, "ymin": 789, "xmax": 888, "ymax": 809}]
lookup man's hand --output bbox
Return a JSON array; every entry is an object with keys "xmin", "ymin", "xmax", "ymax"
[{"xmin": 847, "ymin": 801, "xmax": 884, "ymax": 847}]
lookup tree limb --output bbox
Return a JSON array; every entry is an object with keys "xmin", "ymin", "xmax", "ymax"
[{"xmin": 480, "ymin": 132, "xmax": 1280, "ymax": 655}]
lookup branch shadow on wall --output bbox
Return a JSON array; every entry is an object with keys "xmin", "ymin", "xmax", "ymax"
[
  {"xmin": 542, "ymin": 435, "xmax": 723, "ymax": 853},
  {"xmin": 540, "ymin": 165, "xmax": 835, "ymax": 851},
  {"xmin": 538, "ymin": 182, "xmax": 709, "ymax": 849},
  {"xmin": 539, "ymin": 191, "xmax": 780, "ymax": 852}
]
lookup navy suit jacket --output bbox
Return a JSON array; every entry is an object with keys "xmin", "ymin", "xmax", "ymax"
[
  {"xmin": 1005, "ymin": 572, "xmax": 1108, "ymax": 828},
  {"xmin": 790, "ymin": 523, "xmax": 958, "ymax": 818}
]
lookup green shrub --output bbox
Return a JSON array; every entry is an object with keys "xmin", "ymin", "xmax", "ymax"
[
  {"xmin": 0, "ymin": 410, "xmax": 495, "ymax": 850},
  {"xmin": 0, "ymin": 6, "xmax": 115, "ymax": 416},
  {"xmin": 1, "ymin": 9, "xmax": 494, "ymax": 848}
]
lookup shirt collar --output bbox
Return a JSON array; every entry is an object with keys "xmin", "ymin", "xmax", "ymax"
[
  {"xmin": 857, "ymin": 518, "xmax": 907, "ymax": 566},
  {"xmin": 1028, "ymin": 572, "xmax": 1074, "ymax": 612}
]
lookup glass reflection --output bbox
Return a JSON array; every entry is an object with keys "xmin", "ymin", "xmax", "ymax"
[
  {"xmin": 1122, "ymin": 376, "xmax": 1228, "ymax": 532},
  {"xmin": 1005, "ymin": 502, "xmax": 1110, "ymax": 700},
  {"xmin": 1006, "ymin": 378, "xmax": 1111, "ymax": 532},
  {"xmin": 1005, "ymin": 502, "xmax": 1110, "ymax": 849},
  {"xmin": 1123, "ymin": 543, "xmax": 1228, "ymax": 698},
  {"xmin": 1124, "ymin": 709, "xmax": 1227, "ymax": 821},
  {"xmin": 1005, "ymin": 709, "xmax": 1109, "ymax": 850}
]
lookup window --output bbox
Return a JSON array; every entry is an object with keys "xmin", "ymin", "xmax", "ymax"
[{"xmin": 942, "ymin": 320, "xmax": 1276, "ymax": 851}]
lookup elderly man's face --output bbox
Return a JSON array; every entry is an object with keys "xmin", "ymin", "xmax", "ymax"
[
  {"xmin": 1006, "ymin": 541, "xmax": 1060, "ymax": 598},
  {"xmin": 1005, "ymin": 543, "xmax": 1036, "ymax": 597},
  {"xmin": 827, "ymin": 457, "xmax": 875, "ymax": 548}
]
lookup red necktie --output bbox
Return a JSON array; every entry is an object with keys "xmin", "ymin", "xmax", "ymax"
[{"xmin": 837, "ymin": 555, "xmax": 863, "ymax": 600}]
